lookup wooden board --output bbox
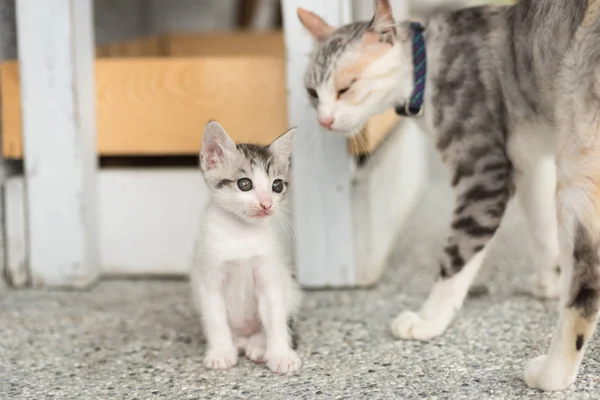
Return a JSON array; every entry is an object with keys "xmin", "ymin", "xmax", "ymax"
[
  {"xmin": 1, "ymin": 30, "xmax": 396, "ymax": 159},
  {"xmin": 167, "ymin": 31, "xmax": 285, "ymax": 57},
  {"xmin": 2, "ymin": 56, "xmax": 288, "ymax": 158},
  {"xmin": 96, "ymin": 36, "xmax": 165, "ymax": 58}
]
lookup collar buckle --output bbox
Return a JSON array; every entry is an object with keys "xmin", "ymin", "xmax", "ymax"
[{"xmin": 404, "ymin": 102, "xmax": 424, "ymax": 117}]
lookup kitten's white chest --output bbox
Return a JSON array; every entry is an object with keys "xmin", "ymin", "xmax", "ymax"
[{"xmin": 204, "ymin": 208, "xmax": 278, "ymax": 262}]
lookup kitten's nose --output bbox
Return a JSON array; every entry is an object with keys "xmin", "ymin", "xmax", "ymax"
[
  {"xmin": 260, "ymin": 199, "xmax": 272, "ymax": 210},
  {"xmin": 318, "ymin": 116, "xmax": 334, "ymax": 129}
]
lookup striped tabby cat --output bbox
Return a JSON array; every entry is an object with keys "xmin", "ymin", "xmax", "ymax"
[{"xmin": 298, "ymin": 0, "xmax": 600, "ymax": 391}]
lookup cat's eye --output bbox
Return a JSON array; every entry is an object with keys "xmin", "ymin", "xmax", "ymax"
[
  {"xmin": 272, "ymin": 179, "xmax": 284, "ymax": 194},
  {"xmin": 237, "ymin": 178, "xmax": 252, "ymax": 192},
  {"xmin": 337, "ymin": 87, "xmax": 350, "ymax": 97},
  {"xmin": 307, "ymin": 88, "xmax": 318, "ymax": 99},
  {"xmin": 337, "ymin": 80, "xmax": 356, "ymax": 99}
]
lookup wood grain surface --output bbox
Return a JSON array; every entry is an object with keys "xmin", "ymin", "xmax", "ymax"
[{"xmin": 1, "ymin": 31, "xmax": 397, "ymax": 159}]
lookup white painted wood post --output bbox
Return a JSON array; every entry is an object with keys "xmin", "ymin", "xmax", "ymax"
[
  {"xmin": 4, "ymin": 178, "xmax": 28, "ymax": 288},
  {"xmin": 15, "ymin": 0, "xmax": 99, "ymax": 287},
  {"xmin": 282, "ymin": 0, "xmax": 356, "ymax": 287}
]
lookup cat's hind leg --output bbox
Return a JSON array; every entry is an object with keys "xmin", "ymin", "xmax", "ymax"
[
  {"xmin": 524, "ymin": 20, "xmax": 600, "ymax": 389},
  {"xmin": 509, "ymin": 126, "xmax": 561, "ymax": 299},
  {"xmin": 392, "ymin": 138, "xmax": 512, "ymax": 341},
  {"xmin": 524, "ymin": 179, "xmax": 600, "ymax": 390}
]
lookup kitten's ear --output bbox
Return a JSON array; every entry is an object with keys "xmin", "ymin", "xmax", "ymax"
[
  {"xmin": 297, "ymin": 8, "xmax": 334, "ymax": 42},
  {"xmin": 370, "ymin": 0, "xmax": 396, "ymax": 44},
  {"xmin": 200, "ymin": 120, "xmax": 236, "ymax": 170},
  {"xmin": 269, "ymin": 127, "xmax": 296, "ymax": 162}
]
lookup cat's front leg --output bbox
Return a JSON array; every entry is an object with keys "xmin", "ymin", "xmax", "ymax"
[
  {"xmin": 392, "ymin": 138, "xmax": 512, "ymax": 341},
  {"xmin": 191, "ymin": 270, "xmax": 238, "ymax": 370},
  {"xmin": 392, "ymin": 247, "xmax": 489, "ymax": 340},
  {"xmin": 256, "ymin": 266, "xmax": 301, "ymax": 374}
]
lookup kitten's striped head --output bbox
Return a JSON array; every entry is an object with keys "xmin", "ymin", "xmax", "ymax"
[
  {"xmin": 200, "ymin": 121, "xmax": 294, "ymax": 221},
  {"xmin": 298, "ymin": 0, "xmax": 413, "ymax": 135}
]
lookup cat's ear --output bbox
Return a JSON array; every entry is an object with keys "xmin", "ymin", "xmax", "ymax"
[
  {"xmin": 369, "ymin": 0, "xmax": 396, "ymax": 44},
  {"xmin": 297, "ymin": 8, "xmax": 334, "ymax": 42},
  {"xmin": 201, "ymin": 120, "xmax": 236, "ymax": 170},
  {"xmin": 269, "ymin": 127, "xmax": 296, "ymax": 162}
]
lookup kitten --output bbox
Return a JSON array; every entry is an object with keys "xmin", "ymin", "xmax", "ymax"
[
  {"xmin": 190, "ymin": 121, "xmax": 301, "ymax": 374},
  {"xmin": 298, "ymin": 0, "xmax": 600, "ymax": 391}
]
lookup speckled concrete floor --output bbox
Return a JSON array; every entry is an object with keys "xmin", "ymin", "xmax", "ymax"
[{"xmin": 2, "ymin": 182, "xmax": 600, "ymax": 399}]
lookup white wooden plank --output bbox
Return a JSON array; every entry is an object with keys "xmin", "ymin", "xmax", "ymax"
[
  {"xmin": 7, "ymin": 150, "xmax": 426, "ymax": 282},
  {"xmin": 353, "ymin": 119, "xmax": 428, "ymax": 286},
  {"xmin": 16, "ymin": 0, "xmax": 99, "ymax": 287},
  {"xmin": 97, "ymin": 169, "xmax": 294, "ymax": 276},
  {"xmin": 4, "ymin": 177, "xmax": 28, "ymax": 288},
  {"xmin": 98, "ymin": 170, "xmax": 207, "ymax": 275},
  {"xmin": 282, "ymin": 0, "xmax": 357, "ymax": 287},
  {"xmin": 10, "ymin": 170, "xmax": 294, "ymax": 277}
]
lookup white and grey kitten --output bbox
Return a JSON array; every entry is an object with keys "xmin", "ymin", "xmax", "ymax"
[{"xmin": 190, "ymin": 121, "xmax": 301, "ymax": 374}]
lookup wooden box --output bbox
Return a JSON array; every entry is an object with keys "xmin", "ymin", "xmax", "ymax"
[{"xmin": 0, "ymin": 31, "xmax": 398, "ymax": 160}]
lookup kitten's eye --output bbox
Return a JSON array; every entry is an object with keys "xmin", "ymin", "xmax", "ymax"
[
  {"xmin": 272, "ymin": 179, "xmax": 284, "ymax": 194},
  {"xmin": 237, "ymin": 178, "xmax": 252, "ymax": 192},
  {"xmin": 307, "ymin": 88, "xmax": 318, "ymax": 99}
]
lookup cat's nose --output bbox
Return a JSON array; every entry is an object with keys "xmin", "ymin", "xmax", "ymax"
[
  {"xmin": 260, "ymin": 199, "xmax": 272, "ymax": 210},
  {"xmin": 318, "ymin": 116, "xmax": 334, "ymax": 129}
]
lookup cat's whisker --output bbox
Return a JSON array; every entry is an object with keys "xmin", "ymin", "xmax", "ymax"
[{"xmin": 275, "ymin": 213, "xmax": 296, "ymax": 244}]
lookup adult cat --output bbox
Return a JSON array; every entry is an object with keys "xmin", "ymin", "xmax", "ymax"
[{"xmin": 298, "ymin": 0, "xmax": 600, "ymax": 391}]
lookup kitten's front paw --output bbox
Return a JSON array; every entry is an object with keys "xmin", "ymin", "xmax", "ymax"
[
  {"xmin": 524, "ymin": 355, "xmax": 576, "ymax": 391},
  {"xmin": 203, "ymin": 347, "xmax": 238, "ymax": 370},
  {"xmin": 390, "ymin": 311, "xmax": 446, "ymax": 341},
  {"xmin": 266, "ymin": 350, "xmax": 301, "ymax": 374}
]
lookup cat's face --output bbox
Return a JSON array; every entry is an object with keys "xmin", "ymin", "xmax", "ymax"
[
  {"xmin": 298, "ymin": 0, "xmax": 412, "ymax": 135},
  {"xmin": 200, "ymin": 121, "xmax": 295, "ymax": 222}
]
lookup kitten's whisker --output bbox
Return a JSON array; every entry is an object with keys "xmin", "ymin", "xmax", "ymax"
[{"xmin": 275, "ymin": 213, "xmax": 296, "ymax": 243}]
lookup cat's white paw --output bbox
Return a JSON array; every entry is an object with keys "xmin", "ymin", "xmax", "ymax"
[
  {"xmin": 203, "ymin": 347, "xmax": 238, "ymax": 370},
  {"xmin": 266, "ymin": 350, "xmax": 302, "ymax": 374},
  {"xmin": 524, "ymin": 355, "xmax": 576, "ymax": 391},
  {"xmin": 390, "ymin": 311, "xmax": 446, "ymax": 341},
  {"xmin": 531, "ymin": 271, "xmax": 561, "ymax": 299},
  {"xmin": 244, "ymin": 333, "xmax": 266, "ymax": 363}
]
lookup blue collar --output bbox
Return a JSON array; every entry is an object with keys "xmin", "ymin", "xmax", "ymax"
[{"xmin": 395, "ymin": 22, "xmax": 426, "ymax": 117}]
